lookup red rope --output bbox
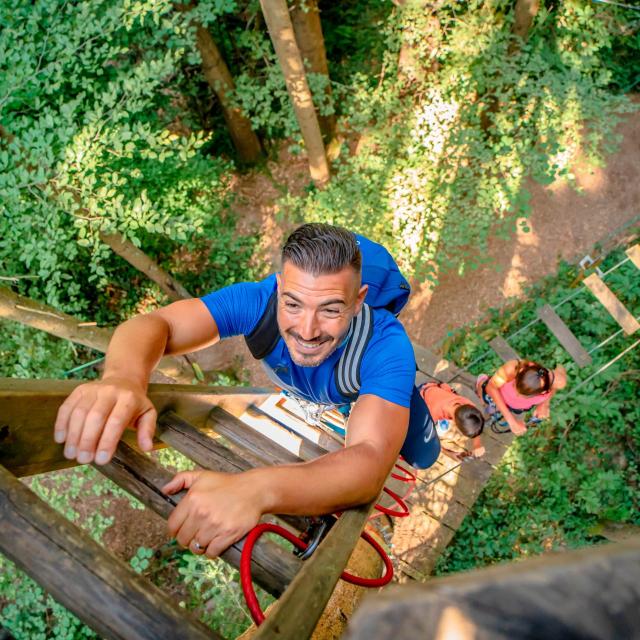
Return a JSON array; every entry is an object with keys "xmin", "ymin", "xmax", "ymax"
[
  {"xmin": 240, "ymin": 522, "xmax": 394, "ymax": 626},
  {"xmin": 390, "ymin": 462, "xmax": 416, "ymax": 483},
  {"xmin": 373, "ymin": 486, "xmax": 410, "ymax": 517}
]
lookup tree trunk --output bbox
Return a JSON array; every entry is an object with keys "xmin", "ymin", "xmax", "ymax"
[
  {"xmin": 509, "ymin": 0, "xmax": 540, "ymax": 55},
  {"xmin": 195, "ymin": 25, "xmax": 263, "ymax": 164},
  {"xmin": 99, "ymin": 231, "xmax": 192, "ymax": 302},
  {"xmin": 396, "ymin": 0, "xmax": 441, "ymax": 85},
  {"xmin": 289, "ymin": 0, "xmax": 335, "ymax": 142},
  {"xmin": 0, "ymin": 286, "xmax": 189, "ymax": 381},
  {"xmin": 259, "ymin": 0, "xmax": 330, "ymax": 188}
]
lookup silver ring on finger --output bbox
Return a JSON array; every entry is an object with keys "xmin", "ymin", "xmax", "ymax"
[{"xmin": 192, "ymin": 540, "xmax": 203, "ymax": 552}]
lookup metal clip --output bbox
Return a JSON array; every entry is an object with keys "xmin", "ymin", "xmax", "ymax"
[
  {"xmin": 294, "ymin": 515, "xmax": 336, "ymax": 560},
  {"xmin": 579, "ymin": 255, "xmax": 604, "ymax": 277}
]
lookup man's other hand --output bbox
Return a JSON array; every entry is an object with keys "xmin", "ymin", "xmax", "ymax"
[
  {"xmin": 54, "ymin": 377, "xmax": 157, "ymax": 465},
  {"xmin": 163, "ymin": 470, "xmax": 263, "ymax": 558}
]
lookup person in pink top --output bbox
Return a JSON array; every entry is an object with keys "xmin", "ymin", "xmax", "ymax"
[{"xmin": 476, "ymin": 360, "xmax": 567, "ymax": 435}]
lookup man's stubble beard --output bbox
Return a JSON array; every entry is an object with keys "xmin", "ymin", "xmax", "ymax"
[{"xmin": 281, "ymin": 326, "xmax": 351, "ymax": 368}]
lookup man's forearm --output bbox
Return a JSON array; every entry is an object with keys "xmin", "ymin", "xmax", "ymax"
[
  {"xmin": 254, "ymin": 442, "xmax": 392, "ymax": 517},
  {"xmin": 103, "ymin": 314, "xmax": 171, "ymax": 388}
]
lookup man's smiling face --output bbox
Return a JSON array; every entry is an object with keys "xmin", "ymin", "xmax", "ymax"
[{"xmin": 276, "ymin": 262, "xmax": 368, "ymax": 367}]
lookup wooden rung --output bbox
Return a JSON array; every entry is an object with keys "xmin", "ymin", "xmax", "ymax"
[
  {"xmin": 489, "ymin": 335, "xmax": 520, "ymax": 362},
  {"xmin": 0, "ymin": 377, "xmax": 271, "ymax": 477},
  {"xmin": 537, "ymin": 304, "xmax": 593, "ymax": 367},
  {"xmin": 157, "ymin": 411, "xmax": 307, "ymax": 533},
  {"xmin": 0, "ymin": 464, "xmax": 215, "ymax": 640},
  {"xmin": 97, "ymin": 441, "xmax": 300, "ymax": 598},
  {"xmin": 157, "ymin": 411, "xmax": 252, "ymax": 474},
  {"xmin": 583, "ymin": 273, "xmax": 640, "ymax": 335},
  {"xmin": 626, "ymin": 244, "xmax": 640, "ymax": 269},
  {"xmin": 208, "ymin": 406, "xmax": 303, "ymax": 466},
  {"xmin": 253, "ymin": 500, "xmax": 375, "ymax": 640}
]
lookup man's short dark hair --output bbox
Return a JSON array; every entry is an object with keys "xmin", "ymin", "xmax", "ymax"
[
  {"xmin": 453, "ymin": 404, "xmax": 485, "ymax": 438},
  {"xmin": 282, "ymin": 223, "xmax": 362, "ymax": 276}
]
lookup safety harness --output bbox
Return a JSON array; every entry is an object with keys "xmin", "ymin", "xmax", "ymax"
[{"xmin": 245, "ymin": 290, "xmax": 375, "ymax": 402}]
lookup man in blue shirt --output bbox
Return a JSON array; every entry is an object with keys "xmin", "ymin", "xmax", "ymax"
[{"xmin": 54, "ymin": 224, "xmax": 439, "ymax": 558}]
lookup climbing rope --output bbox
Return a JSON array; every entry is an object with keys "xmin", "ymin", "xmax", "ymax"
[{"xmin": 240, "ymin": 522, "xmax": 394, "ymax": 626}]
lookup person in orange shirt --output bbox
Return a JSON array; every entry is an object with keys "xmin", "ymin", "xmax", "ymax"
[{"xmin": 419, "ymin": 382, "xmax": 486, "ymax": 461}]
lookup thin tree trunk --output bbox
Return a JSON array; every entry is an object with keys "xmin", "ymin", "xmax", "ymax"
[
  {"xmin": 396, "ymin": 0, "xmax": 441, "ymax": 85},
  {"xmin": 0, "ymin": 286, "xmax": 190, "ymax": 381},
  {"xmin": 99, "ymin": 231, "xmax": 192, "ymax": 302},
  {"xmin": 289, "ymin": 0, "xmax": 335, "ymax": 142},
  {"xmin": 259, "ymin": 0, "xmax": 330, "ymax": 187},
  {"xmin": 510, "ymin": 0, "xmax": 540, "ymax": 54},
  {"xmin": 195, "ymin": 25, "xmax": 263, "ymax": 164}
]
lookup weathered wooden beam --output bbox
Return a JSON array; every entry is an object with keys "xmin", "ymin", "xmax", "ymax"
[
  {"xmin": 0, "ymin": 464, "xmax": 215, "ymax": 640},
  {"xmin": 208, "ymin": 406, "xmax": 303, "ymax": 466},
  {"xmin": 253, "ymin": 501, "xmax": 376, "ymax": 639},
  {"xmin": 537, "ymin": 304, "xmax": 593, "ymax": 367},
  {"xmin": 489, "ymin": 336, "xmax": 520, "ymax": 362},
  {"xmin": 0, "ymin": 287, "xmax": 189, "ymax": 381},
  {"xmin": 98, "ymin": 441, "xmax": 301, "ymax": 597},
  {"xmin": 0, "ymin": 378, "xmax": 271, "ymax": 477},
  {"xmin": 583, "ymin": 273, "xmax": 640, "ymax": 335},
  {"xmin": 99, "ymin": 232, "xmax": 192, "ymax": 302},
  {"xmin": 346, "ymin": 538, "xmax": 640, "ymax": 640}
]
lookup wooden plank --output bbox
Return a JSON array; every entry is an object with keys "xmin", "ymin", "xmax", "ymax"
[
  {"xmin": 98, "ymin": 441, "xmax": 300, "ymax": 598},
  {"xmin": 0, "ymin": 464, "xmax": 215, "ymax": 640},
  {"xmin": 626, "ymin": 244, "xmax": 640, "ymax": 269},
  {"xmin": 253, "ymin": 501, "xmax": 375, "ymax": 640},
  {"xmin": 208, "ymin": 406, "xmax": 302, "ymax": 466},
  {"xmin": 536, "ymin": 304, "xmax": 593, "ymax": 367},
  {"xmin": 489, "ymin": 335, "xmax": 520, "ymax": 362},
  {"xmin": 583, "ymin": 274, "xmax": 640, "ymax": 335},
  {"xmin": 347, "ymin": 538, "xmax": 640, "ymax": 640},
  {"xmin": 0, "ymin": 378, "xmax": 271, "ymax": 477},
  {"xmin": 412, "ymin": 343, "xmax": 476, "ymax": 387}
]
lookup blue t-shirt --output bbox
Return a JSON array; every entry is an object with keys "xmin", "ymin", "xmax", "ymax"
[{"xmin": 200, "ymin": 274, "xmax": 415, "ymax": 408}]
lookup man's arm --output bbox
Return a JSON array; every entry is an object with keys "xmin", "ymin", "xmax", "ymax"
[
  {"xmin": 162, "ymin": 394, "xmax": 409, "ymax": 557},
  {"xmin": 54, "ymin": 299, "xmax": 219, "ymax": 465}
]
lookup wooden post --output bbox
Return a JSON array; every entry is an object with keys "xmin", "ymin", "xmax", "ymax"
[
  {"xmin": 99, "ymin": 231, "xmax": 192, "ymax": 301},
  {"xmin": 290, "ymin": 0, "xmax": 335, "ymax": 142},
  {"xmin": 195, "ymin": 25, "xmax": 263, "ymax": 163},
  {"xmin": 259, "ymin": 0, "xmax": 330, "ymax": 187},
  {"xmin": 0, "ymin": 464, "xmax": 216, "ymax": 640},
  {"xmin": 253, "ymin": 501, "xmax": 376, "ymax": 639}
]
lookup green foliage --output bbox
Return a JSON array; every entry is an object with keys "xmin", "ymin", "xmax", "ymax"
[
  {"xmin": 283, "ymin": 1, "xmax": 637, "ymax": 280},
  {"xmin": 0, "ymin": 0, "xmax": 254, "ymax": 321},
  {"xmin": 435, "ymin": 241, "xmax": 640, "ymax": 574}
]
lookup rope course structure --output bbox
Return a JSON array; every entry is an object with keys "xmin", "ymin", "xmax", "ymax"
[{"xmin": 0, "ymin": 240, "xmax": 638, "ymax": 638}]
